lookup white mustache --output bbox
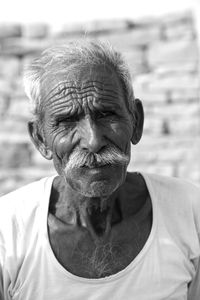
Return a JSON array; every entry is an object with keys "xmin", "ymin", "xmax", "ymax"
[{"xmin": 65, "ymin": 145, "xmax": 130, "ymax": 170}]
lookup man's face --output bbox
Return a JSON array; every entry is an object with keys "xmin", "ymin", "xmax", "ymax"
[{"xmin": 39, "ymin": 65, "xmax": 134, "ymax": 197}]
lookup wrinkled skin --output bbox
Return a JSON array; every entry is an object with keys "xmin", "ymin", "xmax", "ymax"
[
  {"xmin": 34, "ymin": 65, "xmax": 136, "ymax": 196},
  {"xmin": 43, "ymin": 65, "xmax": 133, "ymax": 196},
  {"xmin": 28, "ymin": 65, "xmax": 151, "ymax": 278}
]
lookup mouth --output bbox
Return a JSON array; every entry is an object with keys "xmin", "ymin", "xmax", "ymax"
[{"xmin": 82, "ymin": 163, "xmax": 111, "ymax": 169}]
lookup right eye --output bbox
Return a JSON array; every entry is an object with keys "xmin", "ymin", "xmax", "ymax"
[{"xmin": 56, "ymin": 115, "xmax": 81, "ymax": 125}]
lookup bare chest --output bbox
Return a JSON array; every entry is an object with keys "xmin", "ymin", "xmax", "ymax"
[{"xmin": 48, "ymin": 215, "xmax": 151, "ymax": 279}]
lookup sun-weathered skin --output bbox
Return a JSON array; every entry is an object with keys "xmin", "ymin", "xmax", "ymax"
[
  {"xmin": 29, "ymin": 64, "xmax": 149, "ymax": 279},
  {"xmin": 39, "ymin": 66, "xmax": 133, "ymax": 196}
]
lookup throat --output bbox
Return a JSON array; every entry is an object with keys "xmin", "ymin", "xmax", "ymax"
[
  {"xmin": 83, "ymin": 204, "xmax": 113, "ymax": 241},
  {"xmin": 49, "ymin": 179, "xmax": 120, "ymax": 242}
]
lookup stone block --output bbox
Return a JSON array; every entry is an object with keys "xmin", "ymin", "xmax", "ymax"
[
  {"xmin": 0, "ymin": 95, "xmax": 10, "ymax": 115},
  {"xmin": 126, "ymin": 16, "xmax": 160, "ymax": 29},
  {"xmin": 155, "ymin": 147, "xmax": 187, "ymax": 163},
  {"xmin": 56, "ymin": 22, "xmax": 88, "ymax": 36},
  {"xmin": 0, "ymin": 38, "xmax": 51, "ymax": 56},
  {"xmin": 0, "ymin": 119, "xmax": 28, "ymax": 137},
  {"xmin": 129, "ymin": 135, "xmax": 197, "ymax": 179},
  {"xmin": 146, "ymin": 74, "xmax": 199, "ymax": 91},
  {"xmin": 153, "ymin": 61, "xmax": 198, "ymax": 74},
  {"xmin": 160, "ymin": 11, "xmax": 194, "ymax": 40},
  {"xmin": 7, "ymin": 96, "xmax": 30, "ymax": 119},
  {"xmin": 160, "ymin": 11, "xmax": 193, "ymax": 26},
  {"xmin": 147, "ymin": 40, "xmax": 198, "ymax": 70},
  {"xmin": 11, "ymin": 78, "xmax": 27, "ymax": 98},
  {"xmin": 148, "ymin": 102, "xmax": 200, "ymax": 118},
  {"xmin": 170, "ymin": 89, "xmax": 200, "ymax": 103},
  {"xmin": 0, "ymin": 24, "xmax": 22, "ymax": 39},
  {"xmin": 0, "ymin": 57, "xmax": 20, "ymax": 78},
  {"xmin": 143, "ymin": 116, "xmax": 163, "ymax": 135},
  {"xmin": 164, "ymin": 22, "xmax": 194, "ymax": 40},
  {"xmin": 133, "ymin": 87, "xmax": 167, "ymax": 104},
  {"xmin": 123, "ymin": 50, "xmax": 146, "ymax": 76},
  {"xmin": 61, "ymin": 19, "xmax": 128, "ymax": 36},
  {"xmin": 168, "ymin": 117, "xmax": 200, "ymax": 136},
  {"xmin": 0, "ymin": 79, "xmax": 13, "ymax": 96},
  {"xmin": 97, "ymin": 26, "xmax": 161, "ymax": 51},
  {"xmin": 22, "ymin": 24, "xmax": 49, "ymax": 39},
  {"xmin": 88, "ymin": 19, "xmax": 128, "ymax": 33},
  {"xmin": 143, "ymin": 102, "xmax": 200, "ymax": 136},
  {"xmin": 128, "ymin": 160, "xmax": 174, "ymax": 177},
  {"xmin": 0, "ymin": 142, "xmax": 32, "ymax": 168}
]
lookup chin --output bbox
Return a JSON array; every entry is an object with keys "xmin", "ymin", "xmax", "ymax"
[
  {"xmin": 79, "ymin": 180, "xmax": 119, "ymax": 198},
  {"xmin": 65, "ymin": 175, "xmax": 122, "ymax": 198}
]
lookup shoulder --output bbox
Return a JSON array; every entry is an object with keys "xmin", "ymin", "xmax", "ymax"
[
  {"xmin": 142, "ymin": 173, "xmax": 200, "ymax": 260},
  {"xmin": 142, "ymin": 172, "xmax": 200, "ymax": 240},
  {"xmin": 141, "ymin": 172, "xmax": 200, "ymax": 204},
  {"xmin": 137, "ymin": 172, "xmax": 200, "ymax": 232},
  {"xmin": 0, "ymin": 176, "xmax": 55, "ymax": 235},
  {"xmin": 0, "ymin": 176, "xmax": 54, "ymax": 212}
]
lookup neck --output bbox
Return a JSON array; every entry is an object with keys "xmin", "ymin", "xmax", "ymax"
[{"xmin": 49, "ymin": 177, "xmax": 120, "ymax": 243}]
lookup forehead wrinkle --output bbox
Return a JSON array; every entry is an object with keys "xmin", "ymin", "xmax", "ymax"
[
  {"xmin": 43, "ymin": 79, "xmax": 122, "ymax": 102},
  {"xmin": 42, "ymin": 81, "xmax": 77, "ymax": 103},
  {"xmin": 47, "ymin": 93, "xmax": 120, "ymax": 109},
  {"xmin": 42, "ymin": 74, "xmax": 127, "ymax": 118},
  {"xmin": 48, "ymin": 100, "xmax": 80, "ymax": 118},
  {"xmin": 44, "ymin": 93, "xmax": 122, "ymax": 115}
]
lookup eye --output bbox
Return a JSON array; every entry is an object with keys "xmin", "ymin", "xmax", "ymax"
[
  {"xmin": 56, "ymin": 115, "xmax": 80, "ymax": 125},
  {"xmin": 97, "ymin": 111, "xmax": 117, "ymax": 119}
]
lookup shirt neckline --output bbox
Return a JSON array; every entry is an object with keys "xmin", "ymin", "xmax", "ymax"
[{"xmin": 40, "ymin": 172, "xmax": 158, "ymax": 284}]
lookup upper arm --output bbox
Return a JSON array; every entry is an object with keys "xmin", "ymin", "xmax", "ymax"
[
  {"xmin": 188, "ymin": 257, "xmax": 200, "ymax": 299},
  {"xmin": 188, "ymin": 184, "xmax": 200, "ymax": 299}
]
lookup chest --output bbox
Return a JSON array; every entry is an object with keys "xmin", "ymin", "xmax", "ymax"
[{"xmin": 48, "ymin": 215, "xmax": 151, "ymax": 279}]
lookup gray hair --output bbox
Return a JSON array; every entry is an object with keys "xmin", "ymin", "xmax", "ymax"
[{"xmin": 23, "ymin": 40, "xmax": 135, "ymax": 122}]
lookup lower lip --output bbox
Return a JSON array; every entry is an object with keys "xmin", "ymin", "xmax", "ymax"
[{"xmin": 84, "ymin": 165, "xmax": 111, "ymax": 173}]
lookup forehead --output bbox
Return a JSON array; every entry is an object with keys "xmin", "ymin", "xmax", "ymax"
[{"xmin": 40, "ymin": 65, "xmax": 126, "ymax": 109}]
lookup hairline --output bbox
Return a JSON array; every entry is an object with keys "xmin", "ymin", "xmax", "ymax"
[{"xmin": 24, "ymin": 41, "xmax": 136, "ymax": 124}]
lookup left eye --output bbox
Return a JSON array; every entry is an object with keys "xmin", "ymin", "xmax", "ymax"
[{"xmin": 98, "ymin": 111, "xmax": 116, "ymax": 118}]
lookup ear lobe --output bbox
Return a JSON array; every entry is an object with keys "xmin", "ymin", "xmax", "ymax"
[
  {"xmin": 131, "ymin": 98, "xmax": 144, "ymax": 145},
  {"xmin": 28, "ymin": 121, "xmax": 53, "ymax": 160}
]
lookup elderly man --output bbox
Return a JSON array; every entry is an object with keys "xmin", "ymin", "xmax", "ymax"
[{"xmin": 0, "ymin": 41, "xmax": 199, "ymax": 300}]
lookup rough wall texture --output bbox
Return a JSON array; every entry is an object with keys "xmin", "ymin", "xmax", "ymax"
[{"xmin": 0, "ymin": 11, "xmax": 199, "ymax": 196}]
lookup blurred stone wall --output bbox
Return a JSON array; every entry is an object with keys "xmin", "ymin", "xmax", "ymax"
[{"xmin": 0, "ymin": 11, "xmax": 199, "ymax": 196}]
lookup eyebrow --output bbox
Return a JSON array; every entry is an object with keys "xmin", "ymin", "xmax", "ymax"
[
  {"xmin": 50, "ymin": 100, "xmax": 121, "ymax": 121},
  {"xmin": 93, "ymin": 100, "xmax": 122, "ymax": 111},
  {"xmin": 50, "ymin": 103, "xmax": 81, "ymax": 118}
]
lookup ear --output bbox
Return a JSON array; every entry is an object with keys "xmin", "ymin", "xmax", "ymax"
[
  {"xmin": 28, "ymin": 121, "xmax": 53, "ymax": 160},
  {"xmin": 131, "ymin": 98, "xmax": 144, "ymax": 145}
]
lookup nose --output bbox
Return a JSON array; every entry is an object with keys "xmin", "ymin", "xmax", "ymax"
[{"xmin": 79, "ymin": 116, "xmax": 107, "ymax": 153}]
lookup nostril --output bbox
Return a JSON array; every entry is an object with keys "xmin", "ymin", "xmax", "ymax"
[
  {"xmin": 81, "ymin": 137, "xmax": 107, "ymax": 153},
  {"xmin": 98, "ymin": 145, "xmax": 107, "ymax": 154},
  {"xmin": 80, "ymin": 117, "xmax": 107, "ymax": 153}
]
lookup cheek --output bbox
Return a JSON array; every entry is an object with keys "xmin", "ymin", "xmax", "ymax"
[
  {"xmin": 108, "ymin": 122, "xmax": 132, "ymax": 151},
  {"xmin": 52, "ymin": 132, "xmax": 75, "ymax": 163}
]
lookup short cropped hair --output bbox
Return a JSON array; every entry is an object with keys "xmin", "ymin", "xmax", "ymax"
[{"xmin": 23, "ymin": 40, "xmax": 135, "ymax": 122}]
